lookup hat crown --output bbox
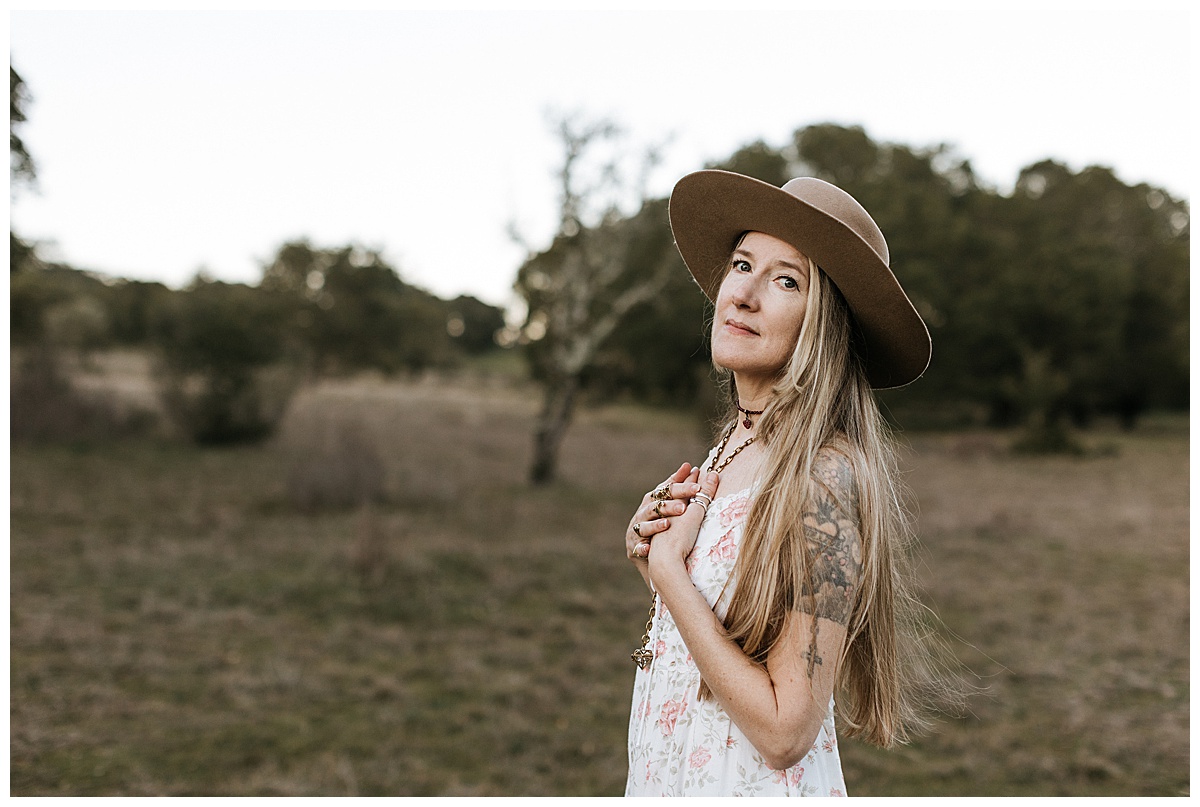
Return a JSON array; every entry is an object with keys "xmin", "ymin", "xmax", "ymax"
[{"xmin": 781, "ymin": 177, "xmax": 889, "ymax": 266}]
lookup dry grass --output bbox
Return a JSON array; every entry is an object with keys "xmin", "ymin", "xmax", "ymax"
[{"xmin": 9, "ymin": 359, "xmax": 1189, "ymax": 795}]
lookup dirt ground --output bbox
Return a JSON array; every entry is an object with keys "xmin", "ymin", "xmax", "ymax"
[{"xmin": 9, "ymin": 364, "xmax": 1189, "ymax": 795}]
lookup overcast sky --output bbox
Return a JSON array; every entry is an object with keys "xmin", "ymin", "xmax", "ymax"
[{"xmin": 9, "ymin": 8, "xmax": 1191, "ymax": 309}]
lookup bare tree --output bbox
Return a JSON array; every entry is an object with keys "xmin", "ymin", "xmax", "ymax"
[{"xmin": 515, "ymin": 114, "xmax": 676, "ymax": 485}]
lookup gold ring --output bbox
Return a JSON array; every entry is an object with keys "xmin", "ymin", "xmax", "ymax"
[
  {"xmin": 633, "ymin": 522, "xmax": 643, "ymax": 537},
  {"xmin": 653, "ymin": 501, "xmax": 664, "ymax": 517},
  {"xmin": 652, "ymin": 484, "xmax": 671, "ymax": 502}
]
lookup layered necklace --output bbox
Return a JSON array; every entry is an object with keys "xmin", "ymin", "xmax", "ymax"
[
  {"xmin": 707, "ymin": 420, "xmax": 757, "ymax": 473},
  {"xmin": 631, "ymin": 398, "xmax": 762, "ymax": 670}
]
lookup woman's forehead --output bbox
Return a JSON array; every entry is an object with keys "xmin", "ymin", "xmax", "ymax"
[{"xmin": 734, "ymin": 232, "xmax": 811, "ymax": 268}]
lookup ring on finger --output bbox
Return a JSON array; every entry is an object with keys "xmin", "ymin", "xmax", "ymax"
[
  {"xmin": 634, "ymin": 542, "xmax": 649, "ymax": 558},
  {"xmin": 692, "ymin": 492, "xmax": 713, "ymax": 508},
  {"xmin": 633, "ymin": 522, "xmax": 643, "ymax": 537},
  {"xmin": 652, "ymin": 484, "xmax": 671, "ymax": 502},
  {"xmin": 653, "ymin": 501, "xmax": 664, "ymax": 517}
]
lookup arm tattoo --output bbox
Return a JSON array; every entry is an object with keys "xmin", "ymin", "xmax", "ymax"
[
  {"xmin": 798, "ymin": 450, "xmax": 864, "ymax": 627},
  {"xmin": 801, "ymin": 620, "xmax": 824, "ymax": 677}
]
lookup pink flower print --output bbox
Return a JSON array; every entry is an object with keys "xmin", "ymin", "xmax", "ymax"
[
  {"xmin": 821, "ymin": 736, "xmax": 837, "ymax": 753},
  {"xmin": 830, "ymin": 787, "xmax": 845, "ymax": 797},
  {"xmin": 719, "ymin": 494, "xmax": 751, "ymax": 527},
  {"xmin": 708, "ymin": 528, "xmax": 737, "ymax": 562},
  {"xmin": 771, "ymin": 765, "xmax": 805, "ymax": 787},
  {"xmin": 685, "ymin": 651, "xmax": 694, "ymax": 666},
  {"xmin": 725, "ymin": 736, "xmax": 738, "ymax": 749},
  {"xmin": 688, "ymin": 746, "xmax": 712, "ymax": 769},
  {"xmin": 654, "ymin": 639, "xmax": 667, "ymax": 658},
  {"xmin": 657, "ymin": 699, "xmax": 686, "ymax": 736}
]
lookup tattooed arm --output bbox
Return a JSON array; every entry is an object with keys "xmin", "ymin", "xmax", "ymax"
[
  {"xmin": 797, "ymin": 447, "xmax": 864, "ymax": 625},
  {"xmin": 647, "ymin": 449, "xmax": 863, "ymax": 771}
]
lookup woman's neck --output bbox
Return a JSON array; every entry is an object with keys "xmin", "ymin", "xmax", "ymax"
[{"xmin": 732, "ymin": 373, "xmax": 773, "ymax": 414}]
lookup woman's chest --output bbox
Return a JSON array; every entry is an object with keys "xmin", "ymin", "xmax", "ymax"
[{"xmin": 684, "ymin": 489, "xmax": 754, "ymax": 611}]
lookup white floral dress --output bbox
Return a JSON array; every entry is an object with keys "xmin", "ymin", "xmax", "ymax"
[{"xmin": 625, "ymin": 476, "xmax": 847, "ymax": 797}]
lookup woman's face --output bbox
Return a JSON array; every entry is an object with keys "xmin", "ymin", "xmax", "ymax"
[{"xmin": 710, "ymin": 231, "xmax": 811, "ymax": 389}]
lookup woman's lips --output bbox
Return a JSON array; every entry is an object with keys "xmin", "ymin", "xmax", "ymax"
[{"xmin": 724, "ymin": 319, "xmax": 758, "ymax": 336}]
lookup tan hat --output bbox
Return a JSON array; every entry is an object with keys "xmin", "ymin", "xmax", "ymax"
[{"xmin": 669, "ymin": 170, "xmax": 931, "ymax": 389}]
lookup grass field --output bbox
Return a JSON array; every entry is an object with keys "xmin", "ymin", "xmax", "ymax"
[{"xmin": 9, "ymin": 362, "xmax": 1190, "ymax": 795}]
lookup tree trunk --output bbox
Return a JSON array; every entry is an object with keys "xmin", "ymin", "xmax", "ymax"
[{"xmin": 529, "ymin": 373, "xmax": 580, "ymax": 485}]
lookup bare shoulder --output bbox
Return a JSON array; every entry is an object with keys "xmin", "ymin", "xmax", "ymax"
[
  {"xmin": 799, "ymin": 445, "xmax": 863, "ymax": 626},
  {"xmin": 811, "ymin": 445, "xmax": 860, "ymax": 512}
]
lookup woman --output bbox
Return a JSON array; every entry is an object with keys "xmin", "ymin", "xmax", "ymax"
[{"xmin": 623, "ymin": 171, "xmax": 961, "ymax": 796}]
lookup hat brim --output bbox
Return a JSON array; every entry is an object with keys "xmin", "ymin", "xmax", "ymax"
[{"xmin": 668, "ymin": 170, "xmax": 931, "ymax": 389}]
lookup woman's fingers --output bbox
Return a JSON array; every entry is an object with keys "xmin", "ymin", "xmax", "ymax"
[
  {"xmin": 684, "ymin": 471, "xmax": 721, "ymax": 518},
  {"xmin": 648, "ymin": 498, "xmax": 687, "ymax": 519},
  {"xmin": 630, "ymin": 462, "xmax": 703, "ymax": 562},
  {"xmin": 629, "ymin": 515, "xmax": 673, "ymax": 559},
  {"xmin": 643, "ymin": 463, "xmax": 703, "ymax": 505}
]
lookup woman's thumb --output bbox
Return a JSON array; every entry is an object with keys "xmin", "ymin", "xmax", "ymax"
[{"xmin": 699, "ymin": 470, "xmax": 721, "ymax": 499}]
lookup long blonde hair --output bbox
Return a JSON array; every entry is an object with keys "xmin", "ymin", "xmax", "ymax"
[{"xmin": 701, "ymin": 255, "xmax": 963, "ymax": 747}]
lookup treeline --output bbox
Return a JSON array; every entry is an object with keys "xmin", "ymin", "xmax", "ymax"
[
  {"xmin": 10, "ymin": 123, "xmax": 1189, "ymax": 446},
  {"xmin": 518, "ymin": 124, "xmax": 1189, "ymax": 432},
  {"xmin": 10, "ymin": 239, "xmax": 506, "ymax": 443}
]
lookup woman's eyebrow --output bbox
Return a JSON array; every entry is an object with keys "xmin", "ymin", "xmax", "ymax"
[{"xmin": 733, "ymin": 248, "xmax": 807, "ymax": 275}]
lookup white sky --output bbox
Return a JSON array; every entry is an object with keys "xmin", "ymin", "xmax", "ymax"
[{"xmin": 8, "ymin": 7, "xmax": 1193, "ymax": 310}]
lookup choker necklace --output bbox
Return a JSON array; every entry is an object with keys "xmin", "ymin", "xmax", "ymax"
[{"xmin": 735, "ymin": 399, "xmax": 764, "ymax": 429}]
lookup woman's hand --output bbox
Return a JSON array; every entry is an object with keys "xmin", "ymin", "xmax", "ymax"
[
  {"xmin": 626, "ymin": 463, "xmax": 700, "ymax": 569},
  {"xmin": 647, "ymin": 470, "xmax": 721, "ymax": 578}
]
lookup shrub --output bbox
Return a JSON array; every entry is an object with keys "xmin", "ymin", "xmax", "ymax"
[
  {"xmin": 153, "ymin": 277, "xmax": 298, "ymax": 445},
  {"xmin": 282, "ymin": 414, "xmax": 386, "ymax": 513},
  {"xmin": 10, "ymin": 343, "xmax": 156, "ymax": 443}
]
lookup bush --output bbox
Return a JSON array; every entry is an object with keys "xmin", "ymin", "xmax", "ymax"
[
  {"xmin": 281, "ymin": 414, "xmax": 386, "ymax": 513},
  {"xmin": 10, "ymin": 344, "xmax": 156, "ymax": 443},
  {"xmin": 158, "ymin": 362, "xmax": 299, "ymax": 445},
  {"xmin": 153, "ymin": 277, "xmax": 298, "ymax": 445}
]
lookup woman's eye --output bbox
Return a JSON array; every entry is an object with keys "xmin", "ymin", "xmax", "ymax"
[
  {"xmin": 778, "ymin": 275, "xmax": 799, "ymax": 290},
  {"xmin": 732, "ymin": 259, "xmax": 752, "ymax": 273}
]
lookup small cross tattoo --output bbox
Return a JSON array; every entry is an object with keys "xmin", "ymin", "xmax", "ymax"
[{"xmin": 802, "ymin": 648, "xmax": 823, "ymax": 677}]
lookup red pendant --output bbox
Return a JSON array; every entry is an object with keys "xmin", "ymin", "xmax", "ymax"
[{"xmin": 743, "ymin": 416, "xmax": 752, "ymax": 428}]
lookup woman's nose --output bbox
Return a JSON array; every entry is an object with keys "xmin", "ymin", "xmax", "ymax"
[{"xmin": 729, "ymin": 275, "xmax": 760, "ymax": 309}]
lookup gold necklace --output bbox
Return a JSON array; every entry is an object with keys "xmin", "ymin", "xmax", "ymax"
[
  {"xmin": 630, "ymin": 421, "xmax": 756, "ymax": 671},
  {"xmin": 707, "ymin": 421, "xmax": 756, "ymax": 474}
]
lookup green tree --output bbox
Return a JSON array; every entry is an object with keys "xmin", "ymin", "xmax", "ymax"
[
  {"xmin": 708, "ymin": 140, "xmax": 791, "ymax": 187},
  {"xmin": 11, "ymin": 64, "xmax": 38, "ymax": 275},
  {"xmin": 445, "ymin": 294, "xmax": 505, "ymax": 355},
  {"xmin": 261, "ymin": 240, "xmax": 454, "ymax": 376},
  {"xmin": 101, "ymin": 278, "xmax": 174, "ymax": 345},
  {"xmin": 10, "ymin": 65, "xmax": 36, "ymax": 191},
  {"xmin": 153, "ymin": 276, "xmax": 296, "ymax": 444}
]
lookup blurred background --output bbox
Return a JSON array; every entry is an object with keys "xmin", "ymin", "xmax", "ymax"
[{"xmin": 8, "ymin": 9, "xmax": 1189, "ymax": 796}]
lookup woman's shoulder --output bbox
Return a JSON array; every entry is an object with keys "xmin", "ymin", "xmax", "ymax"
[{"xmin": 810, "ymin": 440, "xmax": 861, "ymax": 511}]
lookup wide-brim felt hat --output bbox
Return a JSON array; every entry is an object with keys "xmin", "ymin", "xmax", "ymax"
[{"xmin": 669, "ymin": 170, "xmax": 931, "ymax": 389}]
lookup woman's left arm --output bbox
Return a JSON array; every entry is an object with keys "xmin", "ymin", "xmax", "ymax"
[{"xmin": 648, "ymin": 456, "xmax": 861, "ymax": 771}]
